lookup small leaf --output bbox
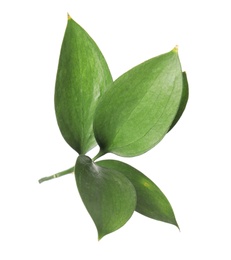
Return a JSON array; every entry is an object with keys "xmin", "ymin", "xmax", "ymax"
[
  {"xmin": 55, "ymin": 16, "xmax": 113, "ymax": 154},
  {"xmin": 168, "ymin": 72, "xmax": 189, "ymax": 131},
  {"xmin": 75, "ymin": 155, "xmax": 136, "ymax": 239},
  {"xmin": 93, "ymin": 48, "xmax": 183, "ymax": 157},
  {"xmin": 96, "ymin": 160, "xmax": 178, "ymax": 228}
]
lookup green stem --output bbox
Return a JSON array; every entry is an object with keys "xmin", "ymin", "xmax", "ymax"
[
  {"xmin": 93, "ymin": 149, "xmax": 106, "ymax": 161},
  {"xmin": 38, "ymin": 166, "xmax": 74, "ymax": 184}
]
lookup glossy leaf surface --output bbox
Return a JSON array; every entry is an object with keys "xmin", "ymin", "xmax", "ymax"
[
  {"xmin": 93, "ymin": 48, "xmax": 183, "ymax": 157},
  {"xmin": 75, "ymin": 155, "xmax": 136, "ymax": 239},
  {"xmin": 96, "ymin": 160, "xmax": 178, "ymax": 227},
  {"xmin": 168, "ymin": 72, "xmax": 189, "ymax": 131},
  {"xmin": 55, "ymin": 16, "xmax": 113, "ymax": 154}
]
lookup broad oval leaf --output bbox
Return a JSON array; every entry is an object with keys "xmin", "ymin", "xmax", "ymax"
[
  {"xmin": 168, "ymin": 72, "xmax": 189, "ymax": 132},
  {"xmin": 96, "ymin": 160, "xmax": 178, "ymax": 228},
  {"xmin": 75, "ymin": 155, "xmax": 136, "ymax": 240},
  {"xmin": 55, "ymin": 16, "xmax": 113, "ymax": 154},
  {"xmin": 93, "ymin": 48, "xmax": 183, "ymax": 157}
]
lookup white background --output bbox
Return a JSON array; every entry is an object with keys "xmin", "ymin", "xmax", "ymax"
[{"xmin": 1, "ymin": 0, "xmax": 231, "ymax": 259}]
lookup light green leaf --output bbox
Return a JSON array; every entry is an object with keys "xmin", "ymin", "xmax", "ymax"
[
  {"xmin": 168, "ymin": 72, "xmax": 189, "ymax": 132},
  {"xmin": 75, "ymin": 155, "xmax": 136, "ymax": 240},
  {"xmin": 96, "ymin": 160, "xmax": 178, "ymax": 228},
  {"xmin": 93, "ymin": 48, "xmax": 183, "ymax": 157},
  {"xmin": 55, "ymin": 16, "xmax": 113, "ymax": 154}
]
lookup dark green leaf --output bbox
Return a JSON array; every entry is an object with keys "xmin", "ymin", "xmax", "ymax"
[
  {"xmin": 55, "ymin": 16, "xmax": 113, "ymax": 154},
  {"xmin": 93, "ymin": 48, "xmax": 183, "ymax": 157},
  {"xmin": 75, "ymin": 155, "xmax": 136, "ymax": 239},
  {"xmin": 96, "ymin": 160, "xmax": 178, "ymax": 228},
  {"xmin": 168, "ymin": 72, "xmax": 189, "ymax": 131}
]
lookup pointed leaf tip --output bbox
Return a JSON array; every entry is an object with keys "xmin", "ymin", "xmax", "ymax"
[
  {"xmin": 67, "ymin": 13, "xmax": 71, "ymax": 20},
  {"xmin": 173, "ymin": 45, "xmax": 178, "ymax": 53}
]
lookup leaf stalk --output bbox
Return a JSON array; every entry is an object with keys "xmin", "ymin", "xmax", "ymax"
[
  {"xmin": 38, "ymin": 166, "xmax": 74, "ymax": 184},
  {"xmin": 93, "ymin": 149, "xmax": 106, "ymax": 161}
]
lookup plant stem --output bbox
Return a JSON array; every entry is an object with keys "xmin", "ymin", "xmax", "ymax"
[
  {"xmin": 93, "ymin": 149, "xmax": 106, "ymax": 161},
  {"xmin": 38, "ymin": 166, "xmax": 74, "ymax": 184}
]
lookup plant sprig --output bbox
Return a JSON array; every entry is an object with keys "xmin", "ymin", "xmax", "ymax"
[{"xmin": 39, "ymin": 14, "xmax": 189, "ymax": 240}]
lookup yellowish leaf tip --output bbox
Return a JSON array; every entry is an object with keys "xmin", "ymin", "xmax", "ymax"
[
  {"xmin": 173, "ymin": 45, "xmax": 178, "ymax": 53},
  {"xmin": 67, "ymin": 13, "xmax": 72, "ymax": 20}
]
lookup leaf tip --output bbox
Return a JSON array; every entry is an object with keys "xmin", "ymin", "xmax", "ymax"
[
  {"xmin": 67, "ymin": 13, "xmax": 72, "ymax": 20},
  {"xmin": 97, "ymin": 231, "xmax": 106, "ymax": 241},
  {"xmin": 172, "ymin": 45, "xmax": 179, "ymax": 53},
  {"xmin": 175, "ymin": 220, "xmax": 180, "ymax": 231},
  {"xmin": 98, "ymin": 234, "xmax": 103, "ymax": 241}
]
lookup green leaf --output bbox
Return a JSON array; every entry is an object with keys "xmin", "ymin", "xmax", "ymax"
[
  {"xmin": 168, "ymin": 72, "xmax": 189, "ymax": 132},
  {"xmin": 55, "ymin": 16, "xmax": 113, "ymax": 154},
  {"xmin": 96, "ymin": 160, "xmax": 178, "ymax": 228},
  {"xmin": 75, "ymin": 155, "xmax": 136, "ymax": 239},
  {"xmin": 93, "ymin": 48, "xmax": 183, "ymax": 157}
]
